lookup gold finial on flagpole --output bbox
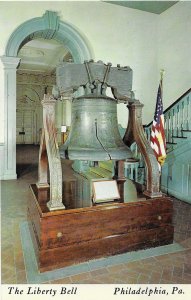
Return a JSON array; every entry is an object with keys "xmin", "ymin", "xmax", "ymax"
[{"xmin": 160, "ymin": 69, "xmax": 165, "ymax": 82}]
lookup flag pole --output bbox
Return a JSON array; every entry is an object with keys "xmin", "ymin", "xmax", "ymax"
[
  {"xmin": 150, "ymin": 69, "xmax": 166, "ymax": 193},
  {"xmin": 159, "ymin": 69, "xmax": 165, "ymax": 189},
  {"xmin": 160, "ymin": 69, "xmax": 165, "ymax": 91}
]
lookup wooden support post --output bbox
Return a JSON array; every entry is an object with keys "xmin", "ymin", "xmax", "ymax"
[
  {"xmin": 36, "ymin": 94, "xmax": 65, "ymax": 210},
  {"xmin": 123, "ymin": 100, "xmax": 162, "ymax": 198}
]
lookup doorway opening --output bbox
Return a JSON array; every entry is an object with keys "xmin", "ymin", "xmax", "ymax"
[
  {"xmin": 16, "ymin": 38, "xmax": 73, "ymax": 178},
  {"xmin": 16, "ymin": 38, "xmax": 73, "ymax": 145}
]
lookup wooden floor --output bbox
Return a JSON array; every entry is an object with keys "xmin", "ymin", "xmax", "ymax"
[{"xmin": 1, "ymin": 145, "xmax": 191, "ymax": 284}]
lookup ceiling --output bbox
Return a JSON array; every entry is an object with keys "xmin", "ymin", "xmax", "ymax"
[
  {"xmin": 105, "ymin": 1, "xmax": 178, "ymax": 14},
  {"xmin": 18, "ymin": 38, "xmax": 72, "ymax": 74}
]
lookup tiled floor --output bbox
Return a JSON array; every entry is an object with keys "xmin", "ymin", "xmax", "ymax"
[{"xmin": 1, "ymin": 145, "xmax": 191, "ymax": 284}]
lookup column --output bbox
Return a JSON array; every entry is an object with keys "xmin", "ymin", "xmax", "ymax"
[{"xmin": 0, "ymin": 56, "xmax": 20, "ymax": 179}]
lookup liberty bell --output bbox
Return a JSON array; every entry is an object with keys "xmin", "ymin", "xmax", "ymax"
[{"xmin": 55, "ymin": 60, "xmax": 134, "ymax": 161}]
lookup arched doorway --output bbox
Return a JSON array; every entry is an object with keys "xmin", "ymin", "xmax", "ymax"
[
  {"xmin": 0, "ymin": 10, "xmax": 93, "ymax": 179},
  {"xmin": 16, "ymin": 38, "xmax": 73, "ymax": 146}
]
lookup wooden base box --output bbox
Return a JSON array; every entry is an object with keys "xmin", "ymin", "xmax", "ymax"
[{"xmin": 28, "ymin": 184, "xmax": 174, "ymax": 272}]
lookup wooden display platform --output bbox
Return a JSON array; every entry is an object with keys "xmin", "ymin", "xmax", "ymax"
[{"xmin": 28, "ymin": 184, "xmax": 174, "ymax": 272}]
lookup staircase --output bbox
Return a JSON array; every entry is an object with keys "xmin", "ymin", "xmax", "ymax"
[{"xmin": 132, "ymin": 89, "xmax": 191, "ymax": 204}]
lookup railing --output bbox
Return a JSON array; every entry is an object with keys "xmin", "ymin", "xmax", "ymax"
[
  {"xmin": 127, "ymin": 89, "xmax": 191, "ymax": 184},
  {"xmin": 144, "ymin": 88, "xmax": 191, "ymax": 143},
  {"xmin": 128, "ymin": 142, "xmax": 145, "ymax": 184}
]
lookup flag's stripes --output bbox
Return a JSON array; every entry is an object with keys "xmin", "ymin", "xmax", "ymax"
[{"xmin": 150, "ymin": 81, "xmax": 166, "ymax": 169}]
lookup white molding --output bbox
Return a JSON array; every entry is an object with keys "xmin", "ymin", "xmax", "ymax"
[
  {"xmin": 0, "ymin": 56, "xmax": 20, "ymax": 180},
  {"xmin": 0, "ymin": 56, "xmax": 20, "ymax": 68},
  {"xmin": 0, "ymin": 174, "xmax": 17, "ymax": 180}
]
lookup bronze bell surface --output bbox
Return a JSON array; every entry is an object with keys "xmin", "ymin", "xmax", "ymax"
[
  {"xmin": 60, "ymin": 95, "xmax": 133, "ymax": 161},
  {"xmin": 57, "ymin": 60, "xmax": 134, "ymax": 161}
]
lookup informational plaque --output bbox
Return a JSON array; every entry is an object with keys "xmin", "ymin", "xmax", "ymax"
[
  {"xmin": 61, "ymin": 125, "xmax": 67, "ymax": 133},
  {"xmin": 92, "ymin": 180, "xmax": 120, "ymax": 203}
]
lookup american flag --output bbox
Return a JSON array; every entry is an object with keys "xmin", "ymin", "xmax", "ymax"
[{"xmin": 150, "ymin": 81, "xmax": 166, "ymax": 170}]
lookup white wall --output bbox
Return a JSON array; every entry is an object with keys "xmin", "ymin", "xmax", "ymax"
[
  {"xmin": 157, "ymin": 1, "xmax": 191, "ymax": 110},
  {"xmin": 0, "ymin": 59, "xmax": 5, "ymax": 143}
]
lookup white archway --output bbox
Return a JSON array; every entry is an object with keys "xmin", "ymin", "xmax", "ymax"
[{"xmin": 0, "ymin": 11, "xmax": 93, "ymax": 180}]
